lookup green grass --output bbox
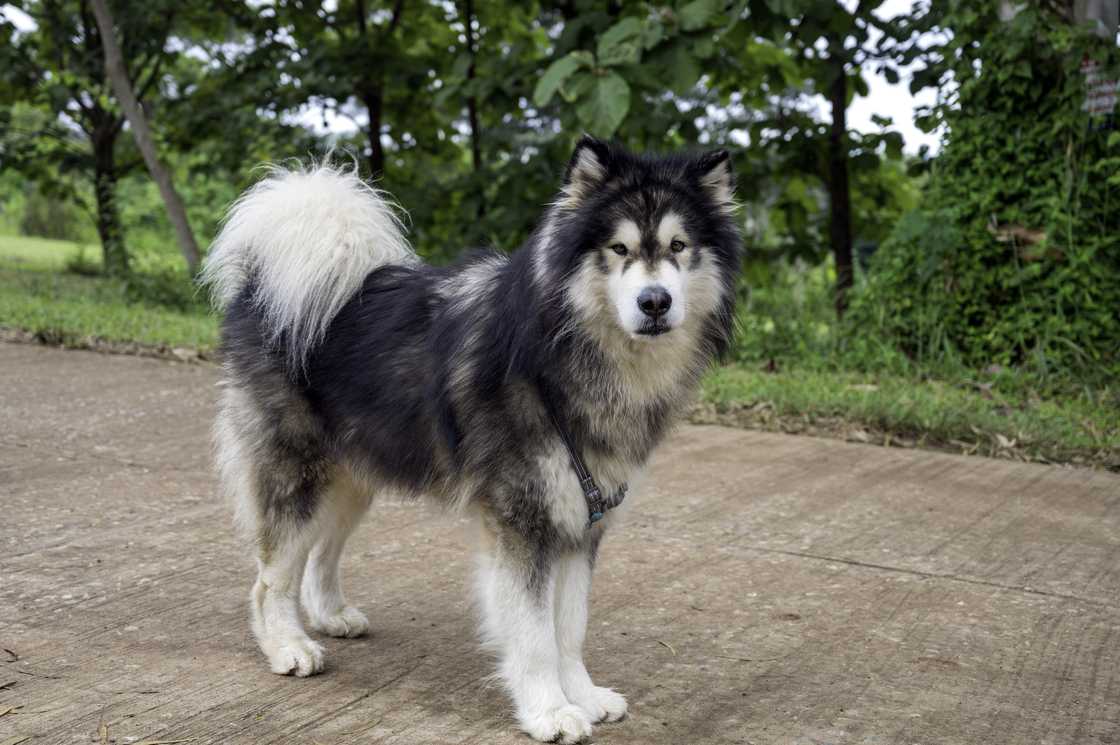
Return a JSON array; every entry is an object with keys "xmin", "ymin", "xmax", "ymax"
[
  {"xmin": 698, "ymin": 364, "xmax": 1119, "ymax": 469},
  {"xmin": 0, "ymin": 233, "xmax": 102, "ymax": 272},
  {"xmin": 0, "ymin": 234, "xmax": 217, "ymax": 351}
]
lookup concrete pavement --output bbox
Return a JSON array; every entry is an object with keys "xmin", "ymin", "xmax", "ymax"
[{"xmin": 2, "ymin": 343, "xmax": 1119, "ymax": 744}]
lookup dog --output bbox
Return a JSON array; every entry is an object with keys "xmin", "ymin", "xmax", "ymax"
[{"xmin": 202, "ymin": 136, "xmax": 741, "ymax": 743}]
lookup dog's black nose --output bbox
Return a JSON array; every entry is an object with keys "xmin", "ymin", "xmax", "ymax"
[{"xmin": 637, "ymin": 286, "xmax": 672, "ymax": 318}]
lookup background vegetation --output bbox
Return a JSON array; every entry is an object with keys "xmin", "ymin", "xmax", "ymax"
[{"xmin": 1, "ymin": 0, "xmax": 1117, "ymax": 468}]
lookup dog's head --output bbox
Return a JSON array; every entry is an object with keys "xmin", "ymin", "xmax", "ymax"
[{"xmin": 543, "ymin": 136, "xmax": 741, "ymax": 354}]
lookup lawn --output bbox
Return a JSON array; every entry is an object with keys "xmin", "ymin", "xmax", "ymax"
[
  {"xmin": 0, "ymin": 233, "xmax": 218, "ymax": 352},
  {"xmin": 698, "ymin": 365, "xmax": 1118, "ymax": 469},
  {"xmin": 1, "ymin": 231, "xmax": 1115, "ymax": 470}
]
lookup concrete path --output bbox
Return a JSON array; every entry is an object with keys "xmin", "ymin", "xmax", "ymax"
[{"xmin": 2, "ymin": 343, "xmax": 1119, "ymax": 745}]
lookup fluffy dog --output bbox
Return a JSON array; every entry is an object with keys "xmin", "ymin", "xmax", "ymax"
[{"xmin": 202, "ymin": 136, "xmax": 741, "ymax": 743}]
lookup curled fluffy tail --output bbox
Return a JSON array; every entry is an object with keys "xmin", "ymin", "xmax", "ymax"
[{"xmin": 202, "ymin": 161, "xmax": 415, "ymax": 364}]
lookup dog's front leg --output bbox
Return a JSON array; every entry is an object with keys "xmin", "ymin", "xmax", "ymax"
[
  {"xmin": 476, "ymin": 534, "xmax": 592, "ymax": 744},
  {"xmin": 553, "ymin": 541, "xmax": 628, "ymax": 723}
]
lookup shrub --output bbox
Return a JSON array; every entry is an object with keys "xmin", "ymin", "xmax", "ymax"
[{"xmin": 845, "ymin": 6, "xmax": 1120, "ymax": 386}]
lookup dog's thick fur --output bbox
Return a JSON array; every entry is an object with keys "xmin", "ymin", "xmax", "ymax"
[{"xmin": 204, "ymin": 137, "xmax": 741, "ymax": 743}]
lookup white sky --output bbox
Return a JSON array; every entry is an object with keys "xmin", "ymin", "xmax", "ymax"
[{"xmin": 2, "ymin": 1, "xmax": 945, "ymax": 154}]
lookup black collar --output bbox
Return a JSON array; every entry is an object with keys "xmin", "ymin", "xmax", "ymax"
[{"xmin": 539, "ymin": 382, "xmax": 627, "ymax": 526}]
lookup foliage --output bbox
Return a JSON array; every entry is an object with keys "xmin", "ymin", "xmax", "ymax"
[
  {"xmin": 846, "ymin": 3, "xmax": 1120, "ymax": 385},
  {"xmin": 0, "ymin": 0, "xmax": 232, "ymax": 274}
]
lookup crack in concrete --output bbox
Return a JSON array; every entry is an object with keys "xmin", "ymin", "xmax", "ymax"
[{"xmin": 740, "ymin": 544, "xmax": 1120, "ymax": 610}]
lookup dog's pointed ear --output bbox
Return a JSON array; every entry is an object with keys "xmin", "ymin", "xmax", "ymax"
[
  {"xmin": 694, "ymin": 149, "xmax": 736, "ymax": 212},
  {"xmin": 561, "ymin": 134, "xmax": 613, "ymax": 207}
]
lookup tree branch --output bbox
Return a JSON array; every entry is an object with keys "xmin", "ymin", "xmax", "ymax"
[
  {"xmin": 355, "ymin": 0, "xmax": 368, "ymax": 35},
  {"xmin": 135, "ymin": 53, "xmax": 165, "ymax": 101},
  {"xmin": 386, "ymin": 0, "xmax": 406, "ymax": 35}
]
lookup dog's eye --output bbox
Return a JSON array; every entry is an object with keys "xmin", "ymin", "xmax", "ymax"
[
  {"xmin": 609, "ymin": 243, "xmax": 629, "ymax": 256},
  {"xmin": 670, "ymin": 239, "xmax": 687, "ymax": 253}
]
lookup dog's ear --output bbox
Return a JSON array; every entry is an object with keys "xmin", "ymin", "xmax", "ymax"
[
  {"xmin": 561, "ymin": 134, "xmax": 613, "ymax": 207},
  {"xmin": 694, "ymin": 149, "xmax": 736, "ymax": 213}
]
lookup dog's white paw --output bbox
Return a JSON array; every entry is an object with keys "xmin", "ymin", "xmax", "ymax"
[
  {"xmin": 264, "ymin": 635, "xmax": 325, "ymax": 677},
  {"xmin": 309, "ymin": 606, "xmax": 370, "ymax": 638},
  {"xmin": 569, "ymin": 685, "xmax": 628, "ymax": 723},
  {"xmin": 520, "ymin": 704, "xmax": 593, "ymax": 744}
]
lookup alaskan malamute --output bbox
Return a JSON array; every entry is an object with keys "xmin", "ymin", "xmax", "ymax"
[{"xmin": 203, "ymin": 136, "xmax": 741, "ymax": 743}]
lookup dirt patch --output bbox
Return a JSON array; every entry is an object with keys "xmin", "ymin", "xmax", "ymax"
[{"xmin": 0, "ymin": 326, "xmax": 214, "ymax": 365}]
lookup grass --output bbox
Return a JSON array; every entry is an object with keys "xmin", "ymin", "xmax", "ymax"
[
  {"xmin": 696, "ymin": 365, "xmax": 1119, "ymax": 469},
  {"xmin": 0, "ymin": 233, "xmax": 217, "ymax": 352},
  {"xmin": 1, "ymin": 231, "xmax": 1115, "ymax": 469},
  {"xmin": 0, "ymin": 233, "xmax": 100, "ymax": 271}
]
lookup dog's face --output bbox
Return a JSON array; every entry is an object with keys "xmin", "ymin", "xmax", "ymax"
[
  {"xmin": 549, "ymin": 136, "xmax": 740, "ymax": 346},
  {"xmin": 601, "ymin": 208, "xmax": 694, "ymax": 338}
]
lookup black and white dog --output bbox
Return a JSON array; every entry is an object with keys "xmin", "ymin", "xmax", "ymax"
[{"xmin": 203, "ymin": 136, "xmax": 741, "ymax": 743}]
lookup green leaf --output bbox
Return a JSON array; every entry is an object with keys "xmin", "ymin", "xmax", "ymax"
[
  {"xmin": 533, "ymin": 52, "xmax": 592, "ymax": 108},
  {"xmin": 640, "ymin": 17, "xmax": 665, "ymax": 50},
  {"xmin": 559, "ymin": 70, "xmax": 596, "ymax": 103},
  {"xmin": 653, "ymin": 41, "xmax": 701, "ymax": 94},
  {"xmin": 597, "ymin": 17, "xmax": 643, "ymax": 67},
  {"xmin": 851, "ymin": 151, "xmax": 880, "ymax": 172},
  {"xmin": 576, "ymin": 72, "xmax": 631, "ymax": 138},
  {"xmin": 852, "ymin": 72, "xmax": 869, "ymax": 98},
  {"xmin": 884, "ymin": 132, "xmax": 904, "ymax": 160},
  {"xmin": 692, "ymin": 37, "xmax": 716, "ymax": 59},
  {"xmin": 679, "ymin": 0, "xmax": 721, "ymax": 31}
]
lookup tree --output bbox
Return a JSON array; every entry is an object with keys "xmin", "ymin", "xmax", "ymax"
[
  {"xmin": 0, "ymin": 0, "xmax": 187, "ymax": 275},
  {"xmin": 89, "ymin": 0, "xmax": 200, "ymax": 274},
  {"xmin": 740, "ymin": 1, "xmax": 907, "ymax": 316},
  {"xmin": 530, "ymin": 0, "xmax": 908, "ymax": 316},
  {"xmin": 847, "ymin": 1, "xmax": 1120, "ymax": 377}
]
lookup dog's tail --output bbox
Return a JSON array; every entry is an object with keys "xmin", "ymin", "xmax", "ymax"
[{"xmin": 202, "ymin": 161, "xmax": 415, "ymax": 364}]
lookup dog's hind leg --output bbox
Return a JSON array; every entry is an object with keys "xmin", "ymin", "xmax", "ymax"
[
  {"xmin": 216, "ymin": 382, "xmax": 332, "ymax": 676},
  {"xmin": 301, "ymin": 477, "xmax": 372, "ymax": 638},
  {"xmin": 554, "ymin": 543, "xmax": 628, "ymax": 723},
  {"xmin": 474, "ymin": 520, "xmax": 593, "ymax": 744},
  {"xmin": 220, "ymin": 413, "xmax": 327, "ymax": 675},
  {"xmin": 250, "ymin": 520, "xmax": 325, "ymax": 676}
]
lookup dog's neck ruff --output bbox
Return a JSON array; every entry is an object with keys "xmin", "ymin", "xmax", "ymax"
[{"xmin": 539, "ymin": 383, "xmax": 627, "ymax": 527}]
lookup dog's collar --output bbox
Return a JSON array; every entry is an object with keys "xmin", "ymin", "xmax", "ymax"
[{"xmin": 539, "ymin": 382, "xmax": 627, "ymax": 527}]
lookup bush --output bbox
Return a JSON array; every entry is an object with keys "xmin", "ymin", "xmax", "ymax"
[
  {"xmin": 845, "ymin": 7, "xmax": 1120, "ymax": 387},
  {"xmin": 18, "ymin": 186, "xmax": 86, "ymax": 242}
]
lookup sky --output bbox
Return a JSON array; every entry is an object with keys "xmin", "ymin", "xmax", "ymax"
[{"xmin": 1, "ymin": 1, "xmax": 944, "ymax": 154}]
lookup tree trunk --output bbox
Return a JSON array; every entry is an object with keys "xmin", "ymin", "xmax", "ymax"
[
  {"xmin": 462, "ymin": 0, "xmax": 484, "ymax": 219},
  {"xmin": 463, "ymin": 0, "xmax": 482, "ymax": 176},
  {"xmin": 93, "ymin": 130, "xmax": 128, "ymax": 276},
  {"xmin": 89, "ymin": 0, "xmax": 201, "ymax": 276},
  {"xmin": 827, "ymin": 52, "xmax": 854, "ymax": 318},
  {"xmin": 361, "ymin": 87, "xmax": 385, "ymax": 178},
  {"xmin": 354, "ymin": 0, "xmax": 404, "ymax": 179}
]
